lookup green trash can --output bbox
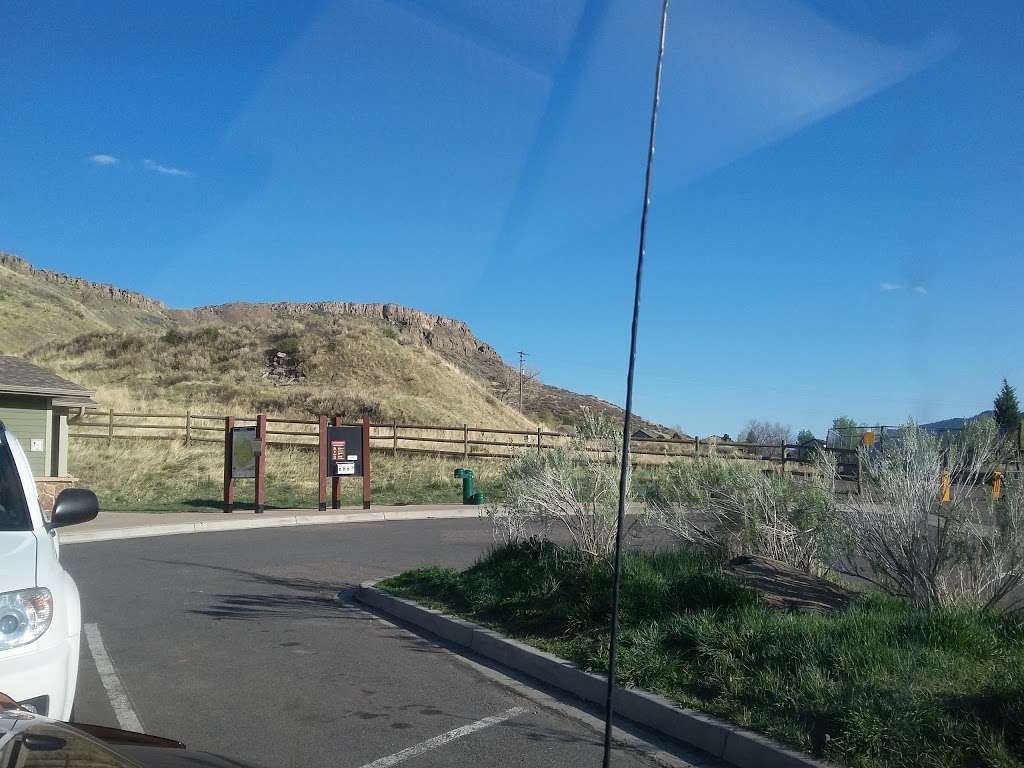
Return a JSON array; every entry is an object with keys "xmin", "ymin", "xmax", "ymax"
[{"xmin": 454, "ymin": 468, "xmax": 485, "ymax": 505}]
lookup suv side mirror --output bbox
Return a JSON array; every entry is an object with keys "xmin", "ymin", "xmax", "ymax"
[{"xmin": 48, "ymin": 488, "xmax": 99, "ymax": 529}]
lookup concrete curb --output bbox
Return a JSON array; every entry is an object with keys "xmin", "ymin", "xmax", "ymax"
[
  {"xmin": 356, "ymin": 580, "xmax": 834, "ymax": 768},
  {"xmin": 59, "ymin": 508, "xmax": 484, "ymax": 544}
]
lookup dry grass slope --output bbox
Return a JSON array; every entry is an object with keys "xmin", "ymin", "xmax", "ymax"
[
  {"xmin": 32, "ymin": 317, "xmax": 535, "ymax": 427},
  {"xmin": 4, "ymin": 249, "xmax": 662, "ymax": 432},
  {"xmin": 0, "ymin": 260, "xmax": 168, "ymax": 354}
]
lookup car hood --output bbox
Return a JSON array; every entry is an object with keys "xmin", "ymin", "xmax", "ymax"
[
  {"xmin": 0, "ymin": 706, "xmax": 268, "ymax": 768},
  {"xmin": 0, "ymin": 532, "xmax": 36, "ymax": 592}
]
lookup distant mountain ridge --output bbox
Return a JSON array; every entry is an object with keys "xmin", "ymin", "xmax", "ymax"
[{"xmin": 920, "ymin": 411, "xmax": 995, "ymax": 431}]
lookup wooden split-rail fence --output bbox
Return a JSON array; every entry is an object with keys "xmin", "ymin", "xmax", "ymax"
[{"xmin": 67, "ymin": 408, "xmax": 859, "ymax": 477}]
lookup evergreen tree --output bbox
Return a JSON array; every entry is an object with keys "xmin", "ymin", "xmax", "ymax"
[
  {"xmin": 831, "ymin": 416, "xmax": 862, "ymax": 449},
  {"xmin": 796, "ymin": 429, "xmax": 816, "ymax": 461},
  {"xmin": 994, "ymin": 378, "xmax": 1022, "ymax": 435}
]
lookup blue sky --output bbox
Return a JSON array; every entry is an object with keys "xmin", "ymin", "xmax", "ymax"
[{"xmin": 2, "ymin": 1, "xmax": 1022, "ymax": 436}]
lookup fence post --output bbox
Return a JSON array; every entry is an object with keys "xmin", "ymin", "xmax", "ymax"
[
  {"xmin": 464, "ymin": 424, "xmax": 469, "ymax": 460},
  {"xmin": 781, "ymin": 441, "xmax": 787, "ymax": 473},
  {"xmin": 185, "ymin": 410, "xmax": 192, "ymax": 446},
  {"xmin": 393, "ymin": 422, "xmax": 398, "ymax": 457},
  {"xmin": 537, "ymin": 426, "xmax": 542, "ymax": 454},
  {"xmin": 107, "ymin": 408, "xmax": 114, "ymax": 445},
  {"xmin": 223, "ymin": 416, "xmax": 235, "ymax": 513},
  {"xmin": 694, "ymin": 436, "xmax": 699, "ymax": 458}
]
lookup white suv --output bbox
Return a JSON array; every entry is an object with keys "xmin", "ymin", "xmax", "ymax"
[{"xmin": 0, "ymin": 421, "xmax": 97, "ymax": 720}]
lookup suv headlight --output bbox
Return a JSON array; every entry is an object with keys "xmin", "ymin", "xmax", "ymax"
[{"xmin": 0, "ymin": 588, "xmax": 53, "ymax": 650}]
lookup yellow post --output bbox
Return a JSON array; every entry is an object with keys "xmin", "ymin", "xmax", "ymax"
[
  {"xmin": 993, "ymin": 470, "xmax": 1003, "ymax": 500},
  {"xmin": 941, "ymin": 469, "xmax": 951, "ymax": 503}
]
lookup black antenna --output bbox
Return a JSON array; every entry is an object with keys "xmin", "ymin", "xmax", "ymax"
[
  {"xmin": 518, "ymin": 351, "xmax": 527, "ymax": 412},
  {"xmin": 602, "ymin": 1, "xmax": 669, "ymax": 766}
]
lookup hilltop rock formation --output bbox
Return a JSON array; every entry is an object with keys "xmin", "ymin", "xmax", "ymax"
[
  {"xmin": 0, "ymin": 252, "xmax": 169, "ymax": 314},
  {"xmin": 176, "ymin": 301, "xmax": 500, "ymax": 364}
]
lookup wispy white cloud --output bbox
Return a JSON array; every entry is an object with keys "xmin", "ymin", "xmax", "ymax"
[
  {"xmin": 144, "ymin": 158, "xmax": 193, "ymax": 178},
  {"xmin": 88, "ymin": 154, "xmax": 119, "ymax": 165},
  {"xmin": 913, "ymin": 286, "xmax": 928, "ymax": 295},
  {"xmin": 880, "ymin": 282, "xmax": 901, "ymax": 291}
]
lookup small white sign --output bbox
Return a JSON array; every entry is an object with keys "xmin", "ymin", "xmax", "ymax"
[
  {"xmin": 29, "ymin": 439, "xmax": 44, "ymax": 452},
  {"xmin": 347, "ymin": 454, "xmax": 358, "ymax": 461},
  {"xmin": 336, "ymin": 462, "xmax": 356, "ymax": 475}
]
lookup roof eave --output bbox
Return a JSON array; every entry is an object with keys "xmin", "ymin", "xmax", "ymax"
[
  {"xmin": 51, "ymin": 396, "xmax": 100, "ymax": 408},
  {"xmin": 0, "ymin": 384, "xmax": 96, "ymax": 399}
]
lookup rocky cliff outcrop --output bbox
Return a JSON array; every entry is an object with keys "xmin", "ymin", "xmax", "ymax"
[
  {"xmin": 174, "ymin": 301, "xmax": 502, "ymax": 364},
  {"xmin": 0, "ymin": 252, "xmax": 169, "ymax": 313}
]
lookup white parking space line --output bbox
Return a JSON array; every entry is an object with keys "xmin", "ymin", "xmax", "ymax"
[
  {"xmin": 83, "ymin": 623, "xmax": 144, "ymax": 733},
  {"xmin": 358, "ymin": 707, "xmax": 528, "ymax": 768}
]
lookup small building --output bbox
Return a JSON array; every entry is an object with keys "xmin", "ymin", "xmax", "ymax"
[
  {"xmin": 799, "ymin": 437, "xmax": 826, "ymax": 450},
  {"xmin": 631, "ymin": 428, "xmax": 660, "ymax": 440},
  {"xmin": 0, "ymin": 356, "xmax": 96, "ymax": 506}
]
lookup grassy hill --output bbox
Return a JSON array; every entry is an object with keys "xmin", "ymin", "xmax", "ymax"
[
  {"xmin": 0, "ymin": 253, "xmax": 170, "ymax": 353},
  {"xmin": 3, "ymin": 249, "xmax": 668, "ymax": 432},
  {"xmin": 33, "ymin": 319, "xmax": 533, "ymax": 427},
  {"xmin": 2, "ymin": 249, "xmax": 679, "ymax": 510}
]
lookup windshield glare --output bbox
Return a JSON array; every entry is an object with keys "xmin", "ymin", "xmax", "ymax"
[{"xmin": 1, "ymin": 3, "xmax": 1021, "ymax": 768}]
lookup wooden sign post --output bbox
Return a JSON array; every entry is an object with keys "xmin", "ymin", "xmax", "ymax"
[
  {"xmin": 318, "ymin": 414, "xmax": 372, "ymax": 511},
  {"xmin": 318, "ymin": 414, "xmax": 329, "ymax": 511},
  {"xmin": 223, "ymin": 416, "xmax": 235, "ymax": 513},
  {"xmin": 223, "ymin": 414, "xmax": 266, "ymax": 514},
  {"xmin": 362, "ymin": 415, "xmax": 372, "ymax": 510},
  {"xmin": 254, "ymin": 413, "xmax": 267, "ymax": 514},
  {"xmin": 331, "ymin": 415, "xmax": 342, "ymax": 509}
]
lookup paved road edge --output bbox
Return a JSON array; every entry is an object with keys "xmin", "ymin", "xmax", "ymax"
[
  {"xmin": 356, "ymin": 580, "xmax": 834, "ymax": 768},
  {"xmin": 59, "ymin": 508, "xmax": 484, "ymax": 544}
]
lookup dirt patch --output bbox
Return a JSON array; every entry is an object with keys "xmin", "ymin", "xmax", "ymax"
[{"xmin": 726, "ymin": 555, "xmax": 856, "ymax": 614}]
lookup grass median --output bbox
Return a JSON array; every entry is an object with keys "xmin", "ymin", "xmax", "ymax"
[{"xmin": 381, "ymin": 540, "xmax": 1024, "ymax": 768}]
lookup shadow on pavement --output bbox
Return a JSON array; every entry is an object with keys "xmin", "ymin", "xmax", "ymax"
[
  {"xmin": 139, "ymin": 558, "xmax": 710, "ymax": 765},
  {"xmin": 142, "ymin": 557, "xmax": 366, "ymax": 622}
]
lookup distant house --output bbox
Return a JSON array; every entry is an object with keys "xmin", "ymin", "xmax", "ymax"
[
  {"xmin": 794, "ymin": 436, "xmax": 826, "ymax": 461},
  {"xmin": 0, "ymin": 356, "xmax": 96, "ymax": 505},
  {"xmin": 631, "ymin": 428, "xmax": 659, "ymax": 440}
]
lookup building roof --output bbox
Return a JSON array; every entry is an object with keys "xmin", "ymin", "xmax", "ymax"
[{"xmin": 0, "ymin": 356, "xmax": 96, "ymax": 405}]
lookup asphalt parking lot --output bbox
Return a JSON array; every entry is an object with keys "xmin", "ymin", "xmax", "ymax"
[{"xmin": 62, "ymin": 518, "xmax": 707, "ymax": 768}]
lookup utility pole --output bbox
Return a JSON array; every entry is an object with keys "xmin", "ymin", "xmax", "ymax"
[{"xmin": 517, "ymin": 351, "xmax": 527, "ymax": 412}]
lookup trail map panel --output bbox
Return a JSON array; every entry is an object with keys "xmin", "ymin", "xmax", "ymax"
[{"xmin": 231, "ymin": 426, "xmax": 258, "ymax": 479}]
